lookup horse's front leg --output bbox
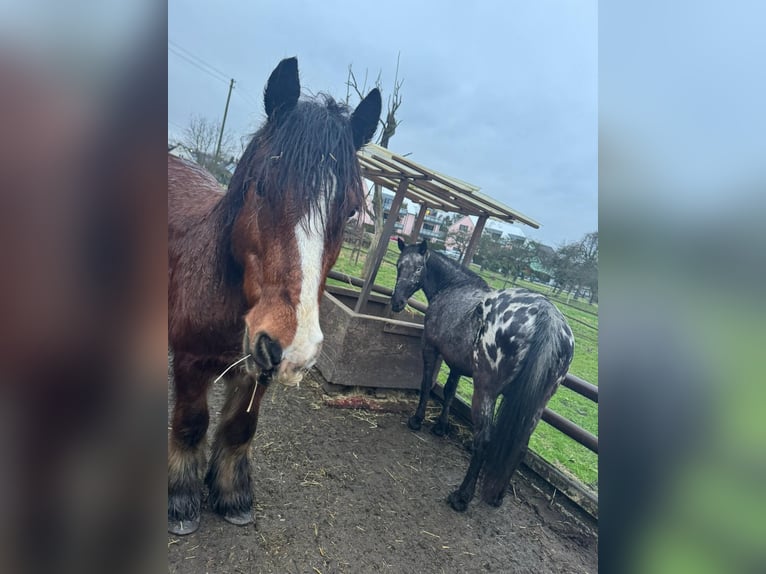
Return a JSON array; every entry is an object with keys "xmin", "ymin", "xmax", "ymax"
[
  {"xmin": 205, "ymin": 371, "xmax": 268, "ymax": 526},
  {"xmin": 432, "ymin": 369, "xmax": 461, "ymax": 437},
  {"xmin": 448, "ymin": 376, "xmax": 495, "ymax": 512},
  {"xmin": 168, "ymin": 353, "xmax": 213, "ymax": 535},
  {"xmin": 408, "ymin": 344, "xmax": 439, "ymax": 431}
]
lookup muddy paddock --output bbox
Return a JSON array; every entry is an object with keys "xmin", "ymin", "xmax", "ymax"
[{"xmin": 168, "ymin": 369, "xmax": 597, "ymax": 573}]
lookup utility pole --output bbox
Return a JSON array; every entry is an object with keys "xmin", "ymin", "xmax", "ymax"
[{"xmin": 215, "ymin": 78, "xmax": 235, "ymax": 160}]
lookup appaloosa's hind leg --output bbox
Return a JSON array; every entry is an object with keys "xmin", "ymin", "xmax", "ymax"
[
  {"xmin": 448, "ymin": 380, "xmax": 495, "ymax": 512},
  {"xmin": 168, "ymin": 353, "xmax": 213, "ymax": 535},
  {"xmin": 408, "ymin": 344, "xmax": 439, "ymax": 431},
  {"xmin": 432, "ymin": 369, "xmax": 460, "ymax": 437},
  {"xmin": 205, "ymin": 373, "xmax": 268, "ymax": 526}
]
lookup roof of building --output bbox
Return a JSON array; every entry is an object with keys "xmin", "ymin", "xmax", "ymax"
[{"xmin": 357, "ymin": 143, "xmax": 540, "ymax": 229}]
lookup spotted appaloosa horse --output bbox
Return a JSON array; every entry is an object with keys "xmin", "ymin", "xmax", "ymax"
[
  {"xmin": 167, "ymin": 58, "xmax": 381, "ymax": 534},
  {"xmin": 391, "ymin": 238, "xmax": 574, "ymax": 511}
]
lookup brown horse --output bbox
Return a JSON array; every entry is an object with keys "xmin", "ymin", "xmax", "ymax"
[{"xmin": 168, "ymin": 57, "xmax": 381, "ymax": 535}]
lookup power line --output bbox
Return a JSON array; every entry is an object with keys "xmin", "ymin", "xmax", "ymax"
[
  {"xmin": 169, "ymin": 45, "xmax": 229, "ymax": 86},
  {"xmin": 168, "ymin": 40, "xmax": 229, "ymax": 82},
  {"xmin": 168, "ymin": 40, "xmax": 265, "ymax": 113},
  {"xmin": 234, "ymin": 89, "xmax": 260, "ymax": 110},
  {"xmin": 169, "ymin": 40, "xmax": 228, "ymax": 79}
]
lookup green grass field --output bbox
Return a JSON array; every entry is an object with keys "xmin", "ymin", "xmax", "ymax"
[{"xmin": 328, "ymin": 242, "xmax": 598, "ymax": 491}]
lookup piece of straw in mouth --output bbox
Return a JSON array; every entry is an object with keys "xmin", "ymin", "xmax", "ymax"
[{"xmin": 214, "ymin": 354, "xmax": 251, "ymax": 384}]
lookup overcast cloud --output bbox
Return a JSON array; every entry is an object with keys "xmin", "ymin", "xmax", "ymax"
[{"xmin": 169, "ymin": 0, "xmax": 597, "ymax": 247}]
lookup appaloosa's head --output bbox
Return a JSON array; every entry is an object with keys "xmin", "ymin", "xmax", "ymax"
[
  {"xmin": 391, "ymin": 238, "xmax": 429, "ymax": 313},
  {"xmin": 227, "ymin": 57, "xmax": 381, "ymax": 385}
]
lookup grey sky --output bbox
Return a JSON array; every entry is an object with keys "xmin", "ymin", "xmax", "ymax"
[{"xmin": 169, "ymin": 0, "xmax": 597, "ymax": 248}]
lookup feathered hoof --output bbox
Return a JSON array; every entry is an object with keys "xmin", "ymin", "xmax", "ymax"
[
  {"xmin": 222, "ymin": 510, "xmax": 254, "ymax": 526},
  {"xmin": 168, "ymin": 516, "xmax": 200, "ymax": 536},
  {"xmin": 407, "ymin": 415, "xmax": 422, "ymax": 431},
  {"xmin": 431, "ymin": 422, "xmax": 449, "ymax": 437},
  {"xmin": 447, "ymin": 490, "xmax": 470, "ymax": 512}
]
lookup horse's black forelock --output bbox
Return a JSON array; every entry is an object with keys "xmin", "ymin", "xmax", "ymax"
[
  {"xmin": 215, "ymin": 94, "xmax": 364, "ymax": 281},
  {"xmin": 230, "ymin": 94, "xmax": 362, "ymax": 224}
]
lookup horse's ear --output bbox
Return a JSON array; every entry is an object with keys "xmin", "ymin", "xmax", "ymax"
[
  {"xmin": 397, "ymin": 237, "xmax": 406, "ymax": 252},
  {"xmin": 351, "ymin": 88, "xmax": 382, "ymax": 149},
  {"xmin": 264, "ymin": 57, "xmax": 300, "ymax": 119},
  {"xmin": 418, "ymin": 240, "xmax": 428, "ymax": 255}
]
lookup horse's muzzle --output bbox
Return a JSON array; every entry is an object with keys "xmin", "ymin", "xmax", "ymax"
[
  {"xmin": 276, "ymin": 338, "xmax": 322, "ymax": 387},
  {"xmin": 244, "ymin": 331, "xmax": 283, "ymax": 373}
]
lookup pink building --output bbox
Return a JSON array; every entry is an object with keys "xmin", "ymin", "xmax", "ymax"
[
  {"xmin": 397, "ymin": 212, "xmax": 416, "ymax": 236},
  {"xmin": 444, "ymin": 215, "xmax": 476, "ymax": 251},
  {"xmin": 447, "ymin": 215, "xmax": 475, "ymax": 235}
]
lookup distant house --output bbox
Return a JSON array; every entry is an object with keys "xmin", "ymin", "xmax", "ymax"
[
  {"xmin": 444, "ymin": 215, "xmax": 475, "ymax": 252},
  {"xmin": 381, "ymin": 192, "xmax": 412, "ymax": 236},
  {"xmin": 448, "ymin": 215, "xmax": 475, "ymax": 235},
  {"xmin": 351, "ymin": 190, "xmax": 416, "ymax": 237},
  {"xmin": 420, "ymin": 208, "xmax": 447, "ymax": 241},
  {"xmin": 484, "ymin": 227, "xmax": 503, "ymax": 241}
]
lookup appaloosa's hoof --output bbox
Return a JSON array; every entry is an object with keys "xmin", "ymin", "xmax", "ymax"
[
  {"xmin": 407, "ymin": 416, "xmax": 422, "ymax": 431},
  {"xmin": 223, "ymin": 510, "xmax": 254, "ymax": 526},
  {"xmin": 447, "ymin": 490, "xmax": 470, "ymax": 512},
  {"xmin": 486, "ymin": 496, "xmax": 504, "ymax": 508},
  {"xmin": 431, "ymin": 422, "xmax": 449, "ymax": 437},
  {"xmin": 484, "ymin": 490, "xmax": 506, "ymax": 508},
  {"xmin": 168, "ymin": 516, "xmax": 200, "ymax": 536}
]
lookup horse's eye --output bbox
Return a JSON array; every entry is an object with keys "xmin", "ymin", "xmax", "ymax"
[
  {"xmin": 347, "ymin": 209, "xmax": 357, "ymax": 219},
  {"xmin": 415, "ymin": 266, "xmax": 423, "ymax": 274}
]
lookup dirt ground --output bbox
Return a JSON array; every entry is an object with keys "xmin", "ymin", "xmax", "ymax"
[{"xmin": 168, "ymin": 369, "xmax": 598, "ymax": 573}]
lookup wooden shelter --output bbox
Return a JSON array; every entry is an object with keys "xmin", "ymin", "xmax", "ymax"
[
  {"xmin": 317, "ymin": 143, "xmax": 540, "ymax": 389},
  {"xmin": 352, "ymin": 143, "xmax": 539, "ymax": 314}
]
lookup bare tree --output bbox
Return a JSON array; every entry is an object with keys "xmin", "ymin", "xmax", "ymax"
[
  {"xmin": 445, "ymin": 228, "xmax": 472, "ymax": 259},
  {"xmin": 346, "ymin": 54, "xmax": 404, "ymax": 278},
  {"xmin": 174, "ymin": 115, "xmax": 237, "ymax": 186}
]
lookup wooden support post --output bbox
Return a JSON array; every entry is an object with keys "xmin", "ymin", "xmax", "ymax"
[
  {"xmin": 354, "ymin": 178, "xmax": 409, "ymax": 313},
  {"xmin": 410, "ymin": 203, "xmax": 428, "ymax": 242},
  {"xmin": 461, "ymin": 214, "xmax": 487, "ymax": 268}
]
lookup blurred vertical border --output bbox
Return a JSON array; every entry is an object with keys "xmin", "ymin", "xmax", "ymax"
[
  {"xmin": 0, "ymin": 2, "xmax": 167, "ymax": 573},
  {"xmin": 600, "ymin": 0, "xmax": 766, "ymax": 572}
]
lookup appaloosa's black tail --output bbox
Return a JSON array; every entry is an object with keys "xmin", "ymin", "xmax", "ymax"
[{"xmin": 480, "ymin": 305, "xmax": 573, "ymax": 505}]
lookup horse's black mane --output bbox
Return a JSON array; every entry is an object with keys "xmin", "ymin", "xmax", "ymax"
[
  {"xmin": 426, "ymin": 249, "xmax": 489, "ymax": 292},
  {"xmin": 215, "ymin": 94, "xmax": 363, "ymax": 284}
]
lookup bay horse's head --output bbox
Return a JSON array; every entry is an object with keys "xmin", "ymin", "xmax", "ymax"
[
  {"xmin": 391, "ymin": 238, "xmax": 429, "ymax": 312},
  {"xmin": 226, "ymin": 58, "xmax": 381, "ymax": 385}
]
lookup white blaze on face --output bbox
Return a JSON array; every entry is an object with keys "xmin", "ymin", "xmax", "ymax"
[{"xmin": 277, "ymin": 173, "xmax": 335, "ymax": 386}]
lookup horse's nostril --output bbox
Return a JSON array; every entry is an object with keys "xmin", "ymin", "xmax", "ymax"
[
  {"xmin": 266, "ymin": 337, "xmax": 282, "ymax": 365},
  {"xmin": 251, "ymin": 333, "xmax": 283, "ymax": 371}
]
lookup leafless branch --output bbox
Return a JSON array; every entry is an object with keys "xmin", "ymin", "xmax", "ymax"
[{"xmin": 346, "ymin": 66, "xmax": 367, "ymax": 102}]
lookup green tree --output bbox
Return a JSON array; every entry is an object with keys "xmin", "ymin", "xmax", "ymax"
[
  {"xmin": 547, "ymin": 231, "xmax": 598, "ymax": 303},
  {"xmin": 580, "ymin": 232, "xmax": 598, "ymax": 303},
  {"xmin": 475, "ymin": 233, "xmax": 503, "ymax": 270}
]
